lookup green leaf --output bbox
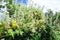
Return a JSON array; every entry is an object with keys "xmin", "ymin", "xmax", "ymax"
[
  {"xmin": 0, "ymin": 0, "xmax": 2, "ymax": 2},
  {"xmin": 15, "ymin": 29, "xmax": 20, "ymax": 35},
  {"xmin": 7, "ymin": 29, "xmax": 15, "ymax": 38},
  {"xmin": 20, "ymin": 30, "xmax": 24, "ymax": 36}
]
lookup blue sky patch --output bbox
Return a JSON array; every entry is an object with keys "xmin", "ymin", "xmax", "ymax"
[{"xmin": 16, "ymin": 0, "xmax": 28, "ymax": 5}]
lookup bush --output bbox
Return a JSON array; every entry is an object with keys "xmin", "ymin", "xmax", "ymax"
[{"xmin": 0, "ymin": 1, "xmax": 60, "ymax": 40}]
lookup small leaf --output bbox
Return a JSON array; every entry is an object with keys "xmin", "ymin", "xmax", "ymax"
[
  {"xmin": 7, "ymin": 29, "xmax": 15, "ymax": 38},
  {"xmin": 15, "ymin": 29, "xmax": 19, "ymax": 35},
  {"xmin": 20, "ymin": 30, "xmax": 24, "ymax": 36}
]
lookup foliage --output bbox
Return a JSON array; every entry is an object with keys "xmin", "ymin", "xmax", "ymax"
[
  {"xmin": 0, "ymin": 0, "xmax": 60, "ymax": 40},
  {"xmin": 0, "ymin": 3, "xmax": 44, "ymax": 40}
]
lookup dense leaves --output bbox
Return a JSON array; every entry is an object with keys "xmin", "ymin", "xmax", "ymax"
[{"xmin": 0, "ymin": 0, "xmax": 60, "ymax": 40}]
